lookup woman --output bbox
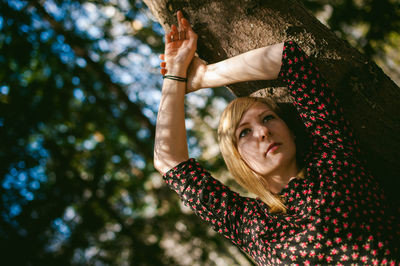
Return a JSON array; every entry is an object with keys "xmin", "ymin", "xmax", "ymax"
[{"xmin": 154, "ymin": 11, "xmax": 400, "ymax": 265}]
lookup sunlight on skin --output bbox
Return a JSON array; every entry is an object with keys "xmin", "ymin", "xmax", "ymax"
[{"xmin": 235, "ymin": 102, "xmax": 298, "ymax": 194}]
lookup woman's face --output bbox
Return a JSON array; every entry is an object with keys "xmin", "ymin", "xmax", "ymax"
[{"xmin": 235, "ymin": 101, "xmax": 298, "ymax": 179}]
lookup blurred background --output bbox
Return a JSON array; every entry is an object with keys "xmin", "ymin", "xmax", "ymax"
[{"xmin": 1, "ymin": 0, "xmax": 399, "ymax": 265}]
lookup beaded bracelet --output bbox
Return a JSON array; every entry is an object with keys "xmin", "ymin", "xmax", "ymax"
[{"xmin": 163, "ymin": 75, "xmax": 187, "ymax": 82}]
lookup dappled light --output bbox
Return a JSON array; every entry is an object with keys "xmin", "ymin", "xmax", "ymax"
[{"xmin": 1, "ymin": 0, "xmax": 399, "ymax": 265}]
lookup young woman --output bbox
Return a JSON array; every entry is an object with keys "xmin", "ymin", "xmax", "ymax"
[{"xmin": 154, "ymin": 11, "xmax": 400, "ymax": 265}]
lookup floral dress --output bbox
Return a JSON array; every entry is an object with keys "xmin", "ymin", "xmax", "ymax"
[{"xmin": 163, "ymin": 41, "xmax": 400, "ymax": 265}]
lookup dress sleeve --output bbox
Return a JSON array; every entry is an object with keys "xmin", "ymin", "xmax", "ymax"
[
  {"xmin": 279, "ymin": 41, "xmax": 357, "ymax": 156},
  {"xmin": 163, "ymin": 158, "xmax": 272, "ymax": 247}
]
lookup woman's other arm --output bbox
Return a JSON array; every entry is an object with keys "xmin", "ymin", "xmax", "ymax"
[
  {"xmin": 279, "ymin": 41, "xmax": 357, "ymax": 154},
  {"xmin": 154, "ymin": 11, "xmax": 197, "ymax": 174},
  {"xmin": 187, "ymin": 41, "xmax": 356, "ymax": 153},
  {"xmin": 186, "ymin": 42, "xmax": 284, "ymax": 92}
]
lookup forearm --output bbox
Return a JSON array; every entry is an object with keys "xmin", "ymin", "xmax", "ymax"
[
  {"xmin": 154, "ymin": 78, "xmax": 189, "ymax": 175},
  {"xmin": 202, "ymin": 42, "xmax": 284, "ymax": 88}
]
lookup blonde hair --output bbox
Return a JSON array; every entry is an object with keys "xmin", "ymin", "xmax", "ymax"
[{"xmin": 218, "ymin": 97, "xmax": 288, "ymax": 213}]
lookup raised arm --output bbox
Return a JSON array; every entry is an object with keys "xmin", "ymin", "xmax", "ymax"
[
  {"xmin": 278, "ymin": 41, "xmax": 357, "ymax": 154},
  {"xmin": 188, "ymin": 40, "xmax": 356, "ymax": 154},
  {"xmin": 186, "ymin": 42, "xmax": 284, "ymax": 92},
  {"xmin": 153, "ymin": 11, "xmax": 197, "ymax": 174}
]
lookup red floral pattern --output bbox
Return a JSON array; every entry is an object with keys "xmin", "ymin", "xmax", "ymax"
[{"xmin": 163, "ymin": 41, "xmax": 400, "ymax": 265}]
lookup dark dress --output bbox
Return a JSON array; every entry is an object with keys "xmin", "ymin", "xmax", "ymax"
[{"xmin": 163, "ymin": 41, "xmax": 400, "ymax": 265}]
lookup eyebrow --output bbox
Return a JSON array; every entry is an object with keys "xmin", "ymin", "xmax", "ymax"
[
  {"xmin": 235, "ymin": 122, "xmax": 248, "ymax": 140},
  {"xmin": 235, "ymin": 109, "xmax": 273, "ymax": 134},
  {"xmin": 236, "ymin": 121, "xmax": 249, "ymax": 132}
]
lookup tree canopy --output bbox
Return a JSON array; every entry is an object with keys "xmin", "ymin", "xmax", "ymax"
[{"xmin": 1, "ymin": 0, "xmax": 399, "ymax": 265}]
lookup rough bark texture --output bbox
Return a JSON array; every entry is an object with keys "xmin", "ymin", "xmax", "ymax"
[{"xmin": 145, "ymin": 0, "xmax": 400, "ymax": 202}]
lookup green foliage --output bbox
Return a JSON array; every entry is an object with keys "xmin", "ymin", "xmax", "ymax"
[
  {"xmin": 0, "ymin": 0, "xmax": 246, "ymax": 265},
  {"xmin": 303, "ymin": 0, "xmax": 400, "ymax": 57}
]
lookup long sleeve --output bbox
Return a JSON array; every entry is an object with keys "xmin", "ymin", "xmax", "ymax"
[
  {"xmin": 279, "ymin": 41, "xmax": 358, "ymax": 158},
  {"xmin": 163, "ymin": 159, "xmax": 274, "ymax": 250},
  {"xmin": 162, "ymin": 42, "xmax": 399, "ymax": 265},
  {"xmin": 278, "ymin": 41, "xmax": 400, "ymax": 264}
]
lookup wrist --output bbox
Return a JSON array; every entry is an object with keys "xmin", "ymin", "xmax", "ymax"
[
  {"xmin": 199, "ymin": 64, "xmax": 208, "ymax": 88},
  {"xmin": 163, "ymin": 75, "xmax": 187, "ymax": 83},
  {"xmin": 165, "ymin": 63, "xmax": 188, "ymax": 78},
  {"xmin": 201, "ymin": 64, "xmax": 214, "ymax": 88},
  {"xmin": 167, "ymin": 70, "xmax": 187, "ymax": 78}
]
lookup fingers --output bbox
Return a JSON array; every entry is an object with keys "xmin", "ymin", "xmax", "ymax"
[
  {"xmin": 165, "ymin": 24, "xmax": 181, "ymax": 43},
  {"xmin": 171, "ymin": 23, "xmax": 185, "ymax": 41},
  {"xmin": 181, "ymin": 13, "xmax": 197, "ymax": 44},
  {"xmin": 177, "ymin": 11, "xmax": 188, "ymax": 40},
  {"xmin": 165, "ymin": 31, "xmax": 173, "ymax": 44},
  {"xmin": 171, "ymin": 24, "xmax": 179, "ymax": 42},
  {"xmin": 177, "ymin": 10, "xmax": 184, "ymax": 31},
  {"xmin": 167, "ymin": 11, "xmax": 189, "ymax": 42},
  {"xmin": 180, "ymin": 18, "xmax": 189, "ymax": 39},
  {"xmin": 159, "ymin": 54, "xmax": 167, "ymax": 75},
  {"xmin": 165, "ymin": 10, "xmax": 196, "ymax": 44},
  {"xmin": 160, "ymin": 57, "xmax": 167, "ymax": 75},
  {"xmin": 181, "ymin": 16, "xmax": 188, "ymax": 29},
  {"xmin": 186, "ymin": 22, "xmax": 198, "ymax": 47},
  {"xmin": 179, "ymin": 28, "xmax": 186, "ymax": 40}
]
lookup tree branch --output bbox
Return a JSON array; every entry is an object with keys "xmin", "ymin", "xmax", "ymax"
[{"xmin": 144, "ymin": 0, "xmax": 400, "ymax": 201}]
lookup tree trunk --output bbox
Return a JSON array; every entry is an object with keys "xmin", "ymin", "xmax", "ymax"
[{"xmin": 144, "ymin": 0, "xmax": 400, "ymax": 202}]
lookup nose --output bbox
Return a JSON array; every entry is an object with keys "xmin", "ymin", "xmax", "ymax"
[{"xmin": 255, "ymin": 125, "xmax": 270, "ymax": 141}]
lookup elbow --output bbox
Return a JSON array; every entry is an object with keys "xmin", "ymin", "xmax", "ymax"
[
  {"xmin": 153, "ymin": 154, "xmax": 165, "ymax": 175},
  {"xmin": 153, "ymin": 152, "xmax": 187, "ymax": 175},
  {"xmin": 153, "ymin": 153, "xmax": 172, "ymax": 175}
]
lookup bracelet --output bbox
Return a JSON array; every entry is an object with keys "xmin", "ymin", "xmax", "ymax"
[{"xmin": 163, "ymin": 75, "xmax": 187, "ymax": 82}]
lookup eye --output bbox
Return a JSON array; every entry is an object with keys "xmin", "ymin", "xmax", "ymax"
[
  {"xmin": 239, "ymin": 128, "xmax": 251, "ymax": 139},
  {"xmin": 262, "ymin": 115, "xmax": 274, "ymax": 123}
]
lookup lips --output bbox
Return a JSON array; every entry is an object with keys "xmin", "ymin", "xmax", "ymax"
[{"xmin": 266, "ymin": 142, "xmax": 281, "ymax": 155}]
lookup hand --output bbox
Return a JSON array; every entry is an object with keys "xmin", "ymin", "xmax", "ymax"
[
  {"xmin": 160, "ymin": 11, "xmax": 197, "ymax": 77},
  {"xmin": 186, "ymin": 56, "xmax": 207, "ymax": 93}
]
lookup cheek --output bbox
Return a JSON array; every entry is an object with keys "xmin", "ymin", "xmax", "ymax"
[
  {"xmin": 238, "ymin": 143, "xmax": 248, "ymax": 159},
  {"xmin": 238, "ymin": 143, "xmax": 257, "ymax": 163}
]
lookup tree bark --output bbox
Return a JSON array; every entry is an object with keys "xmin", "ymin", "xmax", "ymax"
[{"xmin": 144, "ymin": 0, "xmax": 400, "ymax": 202}]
